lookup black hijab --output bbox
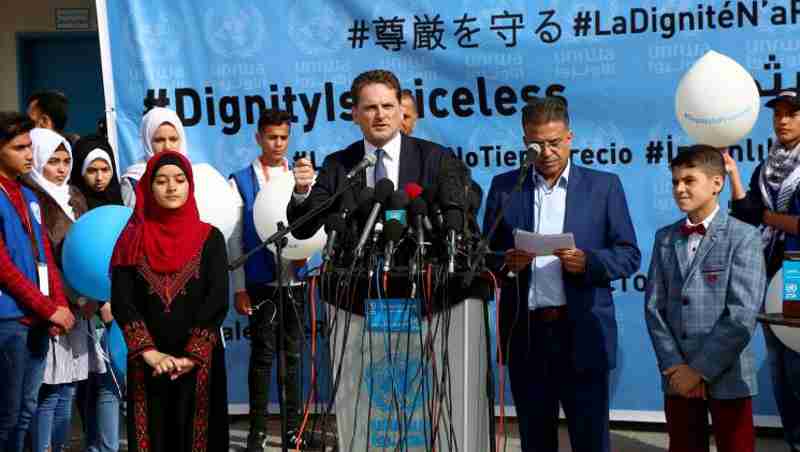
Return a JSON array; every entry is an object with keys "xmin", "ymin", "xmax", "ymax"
[{"xmin": 70, "ymin": 134, "xmax": 124, "ymax": 209}]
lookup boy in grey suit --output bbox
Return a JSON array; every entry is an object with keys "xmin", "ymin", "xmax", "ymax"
[{"xmin": 645, "ymin": 145, "xmax": 766, "ymax": 452}]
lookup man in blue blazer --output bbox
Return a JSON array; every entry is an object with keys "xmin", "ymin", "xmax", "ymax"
[{"xmin": 483, "ymin": 97, "xmax": 640, "ymax": 452}]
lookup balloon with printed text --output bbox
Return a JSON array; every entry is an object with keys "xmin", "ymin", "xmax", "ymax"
[{"xmin": 675, "ymin": 50, "xmax": 760, "ymax": 148}]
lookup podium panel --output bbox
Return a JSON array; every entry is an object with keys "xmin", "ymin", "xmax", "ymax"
[{"xmin": 328, "ymin": 298, "xmax": 490, "ymax": 451}]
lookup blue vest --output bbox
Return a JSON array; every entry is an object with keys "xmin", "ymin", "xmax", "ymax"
[
  {"xmin": 0, "ymin": 185, "xmax": 48, "ymax": 319},
  {"xmin": 231, "ymin": 165, "xmax": 276, "ymax": 287}
]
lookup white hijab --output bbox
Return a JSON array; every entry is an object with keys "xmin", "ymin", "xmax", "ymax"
[
  {"xmin": 30, "ymin": 128, "xmax": 76, "ymax": 221},
  {"xmin": 121, "ymin": 107, "xmax": 188, "ymax": 183},
  {"xmin": 81, "ymin": 148, "xmax": 114, "ymax": 177}
]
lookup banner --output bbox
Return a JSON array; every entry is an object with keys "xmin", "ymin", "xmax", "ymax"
[{"xmin": 99, "ymin": 0, "xmax": 800, "ymax": 423}]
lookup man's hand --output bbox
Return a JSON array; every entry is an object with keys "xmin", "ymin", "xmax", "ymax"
[
  {"xmin": 49, "ymin": 306, "xmax": 75, "ymax": 331},
  {"xmin": 663, "ymin": 364, "xmax": 704, "ymax": 398},
  {"xmin": 293, "ymin": 158, "xmax": 315, "ymax": 194},
  {"xmin": 504, "ymin": 249, "xmax": 535, "ymax": 273},
  {"xmin": 99, "ymin": 303, "xmax": 114, "ymax": 324},
  {"xmin": 553, "ymin": 248, "xmax": 587, "ymax": 274},
  {"xmin": 234, "ymin": 291, "xmax": 252, "ymax": 316}
]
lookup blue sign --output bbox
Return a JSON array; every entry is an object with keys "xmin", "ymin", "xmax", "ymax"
[{"xmin": 101, "ymin": 0, "xmax": 798, "ymax": 422}]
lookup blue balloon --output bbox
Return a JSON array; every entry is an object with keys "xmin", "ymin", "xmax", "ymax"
[{"xmin": 62, "ymin": 205, "xmax": 132, "ymax": 301}]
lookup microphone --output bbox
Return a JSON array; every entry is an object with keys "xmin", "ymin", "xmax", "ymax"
[
  {"xmin": 422, "ymin": 185, "xmax": 443, "ymax": 229},
  {"xmin": 525, "ymin": 142, "xmax": 541, "ymax": 165},
  {"xmin": 322, "ymin": 191, "xmax": 356, "ymax": 263},
  {"xmin": 444, "ymin": 209, "xmax": 463, "ymax": 273},
  {"xmin": 382, "ymin": 219, "xmax": 405, "ymax": 272},
  {"xmin": 385, "ymin": 190, "xmax": 409, "ymax": 225},
  {"xmin": 404, "ymin": 182, "xmax": 423, "ymax": 201},
  {"xmin": 323, "ymin": 213, "xmax": 346, "ymax": 263},
  {"xmin": 354, "ymin": 178, "xmax": 394, "ymax": 258},
  {"xmin": 345, "ymin": 153, "xmax": 377, "ymax": 179},
  {"xmin": 409, "ymin": 197, "xmax": 428, "ymax": 249}
]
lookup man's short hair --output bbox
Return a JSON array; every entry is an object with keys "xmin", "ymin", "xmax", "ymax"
[
  {"xmin": 669, "ymin": 144, "xmax": 726, "ymax": 178},
  {"xmin": 521, "ymin": 97, "xmax": 570, "ymax": 128},
  {"xmin": 351, "ymin": 70, "xmax": 401, "ymax": 106},
  {"xmin": 401, "ymin": 89, "xmax": 415, "ymax": 102},
  {"xmin": 0, "ymin": 112, "xmax": 34, "ymax": 147},
  {"xmin": 257, "ymin": 109, "xmax": 292, "ymax": 133},
  {"xmin": 27, "ymin": 90, "xmax": 69, "ymax": 131}
]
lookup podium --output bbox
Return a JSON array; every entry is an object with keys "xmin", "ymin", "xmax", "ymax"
[{"xmin": 328, "ymin": 297, "xmax": 490, "ymax": 451}]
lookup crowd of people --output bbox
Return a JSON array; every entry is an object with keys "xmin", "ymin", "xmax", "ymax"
[{"xmin": 0, "ymin": 69, "xmax": 798, "ymax": 452}]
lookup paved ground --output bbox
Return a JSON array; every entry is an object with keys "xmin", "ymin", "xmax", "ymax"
[{"xmin": 71, "ymin": 415, "xmax": 785, "ymax": 451}]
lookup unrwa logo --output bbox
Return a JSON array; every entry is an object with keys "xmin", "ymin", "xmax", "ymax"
[
  {"xmin": 364, "ymin": 355, "xmax": 427, "ymax": 413},
  {"xmin": 204, "ymin": 5, "xmax": 265, "ymax": 58},
  {"xmin": 29, "ymin": 202, "xmax": 42, "ymax": 226}
]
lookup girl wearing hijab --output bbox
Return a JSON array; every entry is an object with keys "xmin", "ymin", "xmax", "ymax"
[
  {"xmin": 24, "ymin": 128, "xmax": 94, "ymax": 452},
  {"xmin": 120, "ymin": 107, "xmax": 188, "ymax": 208},
  {"xmin": 111, "ymin": 151, "xmax": 229, "ymax": 452},
  {"xmin": 70, "ymin": 134, "xmax": 123, "ymax": 452}
]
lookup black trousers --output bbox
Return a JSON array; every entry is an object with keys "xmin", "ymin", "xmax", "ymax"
[{"xmin": 246, "ymin": 284, "xmax": 307, "ymax": 432}]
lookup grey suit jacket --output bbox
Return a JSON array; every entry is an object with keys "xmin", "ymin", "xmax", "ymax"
[{"xmin": 645, "ymin": 209, "xmax": 766, "ymax": 399}]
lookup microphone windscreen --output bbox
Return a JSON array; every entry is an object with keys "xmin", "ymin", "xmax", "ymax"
[
  {"xmin": 388, "ymin": 190, "xmax": 410, "ymax": 209},
  {"xmin": 357, "ymin": 187, "xmax": 375, "ymax": 216},
  {"xmin": 444, "ymin": 209, "xmax": 464, "ymax": 230},
  {"xmin": 384, "ymin": 219, "xmax": 405, "ymax": 242},
  {"xmin": 422, "ymin": 184, "xmax": 439, "ymax": 205},
  {"xmin": 409, "ymin": 197, "xmax": 428, "ymax": 217},
  {"xmin": 404, "ymin": 182, "xmax": 424, "ymax": 200},
  {"xmin": 374, "ymin": 178, "xmax": 395, "ymax": 203},
  {"xmin": 341, "ymin": 189, "xmax": 357, "ymax": 213}
]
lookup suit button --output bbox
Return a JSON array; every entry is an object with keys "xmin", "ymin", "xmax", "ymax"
[{"xmin": 682, "ymin": 298, "xmax": 690, "ymax": 306}]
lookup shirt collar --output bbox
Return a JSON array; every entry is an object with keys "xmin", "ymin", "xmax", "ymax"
[
  {"xmin": 534, "ymin": 160, "xmax": 570, "ymax": 189},
  {"xmin": 364, "ymin": 132, "xmax": 402, "ymax": 162},
  {"xmin": 685, "ymin": 204, "xmax": 720, "ymax": 229}
]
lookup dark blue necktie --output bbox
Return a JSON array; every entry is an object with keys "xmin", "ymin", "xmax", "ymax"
[{"xmin": 374, "ymin": 148, "xmax": 387, "ymax": 182}]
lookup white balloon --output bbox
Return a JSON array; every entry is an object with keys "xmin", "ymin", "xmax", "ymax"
[
  {"xmin": 192, "ymin": 163, "xmax": 238, "ymax": 240},
  {"xmin": 766, "ymin": 270, "xmax": 800, "ymax": 353},
  {"xmin": 252, "ymin": 175, "xmax": 327, "ymax": 260},
  {"xmin": 675, "ymin": 50, "xmax": 760, "ymax": 148}
]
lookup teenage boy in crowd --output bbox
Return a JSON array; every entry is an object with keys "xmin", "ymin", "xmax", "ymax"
[{"xmin": 0, "ymin": 112, "xmax": 74, "ymax": 452}]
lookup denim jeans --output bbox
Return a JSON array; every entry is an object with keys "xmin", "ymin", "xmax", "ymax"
[
  {"xmin": 0, "ymin": 320, "xmax": 48, "ymax": 452},
  {"xmin": 76, "ymin": 370, "xmax": 120, "ymax": 452},
  {"xmin": 765, "ymin": 325, "xmax": 800, "ymax": 451},
  {"xmin": 31, "ymin": 382, "xmax": 76, "ymax": 452}
]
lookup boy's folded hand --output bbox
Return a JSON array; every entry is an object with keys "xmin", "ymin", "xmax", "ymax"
[{"xmin": 663, "ymin": 364, "xmax": 704, "ymax": 398}]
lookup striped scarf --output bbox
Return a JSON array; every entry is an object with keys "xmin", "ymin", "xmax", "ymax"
[{"xmin": 759, "ymin": 140, "xmax": 800, "ymax": 248}]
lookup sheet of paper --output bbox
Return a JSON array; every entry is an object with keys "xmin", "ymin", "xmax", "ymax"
[{"xmin": 513, "ymin": 229, "xmax": 576, "ymax": 256}]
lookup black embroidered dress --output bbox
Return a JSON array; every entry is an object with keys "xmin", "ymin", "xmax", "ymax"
[{"xmin": 112, "ymin": 228, "xmax": 229, "ymax": 452}]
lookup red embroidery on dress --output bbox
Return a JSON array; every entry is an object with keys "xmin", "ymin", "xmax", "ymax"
[
  {"xmin": 122, "ymin": 320, "xmax": 155, "ymax": 358},
  {"xmin": 130, "ymin": 359, "xmax": 151, "ymax": 452},
  {"xmin": 137, "ymin": 253, "xmax": 202, "ymax": 312},
  {"xmin": 192, "ymin": 362, "xmax": 211, "ymax": 452},
  {"xmin": 185, "ymin": 328, "xmax": 218, "ymax": 367}
]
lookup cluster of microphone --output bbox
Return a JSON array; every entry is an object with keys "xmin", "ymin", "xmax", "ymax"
[{"xmin": 321, "ymin": 173, "xmax": 482, "ymax": 276}]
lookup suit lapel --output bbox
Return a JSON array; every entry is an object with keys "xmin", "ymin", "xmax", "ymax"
[
  {"xmin": 398, "ymin": 135, "xmax": 420, "ymax": 187},
  {"xmin": 672, "ymin": 229, "xmax": 690, "ymax": 280},
  {"xmin": 562, "ymin": 164, "xmax": 584, "ymax": 236}
]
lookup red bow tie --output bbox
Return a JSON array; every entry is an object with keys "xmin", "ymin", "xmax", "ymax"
[{"xmin": 680, "ymin": 223, "xmax": 706, "ymax": 236}]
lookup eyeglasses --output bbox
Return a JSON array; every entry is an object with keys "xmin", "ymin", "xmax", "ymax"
[{"xmin": 526, "ymin": 134, "xmax": 567, "ymax": 151}]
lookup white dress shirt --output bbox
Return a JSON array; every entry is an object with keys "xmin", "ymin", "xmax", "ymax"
[
  {"xmin": 528, "ymin": 162, "xmax": 571, "ymax": 310},
  {"xmin": 364, "ymin": 132, "xmax": 402, "ymax": 188},
  {"xmin": 685, "ymin": 205, "xmax": 719, "ymax": 263}
]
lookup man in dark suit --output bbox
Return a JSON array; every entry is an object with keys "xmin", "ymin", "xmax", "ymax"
[
  {"xmin": 483, "ymin": 97, "xmax": 640, "ymax": 452},
  {"xmin": 288, "ymin": 69, "xmax": 449, "ymax": 239}
]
